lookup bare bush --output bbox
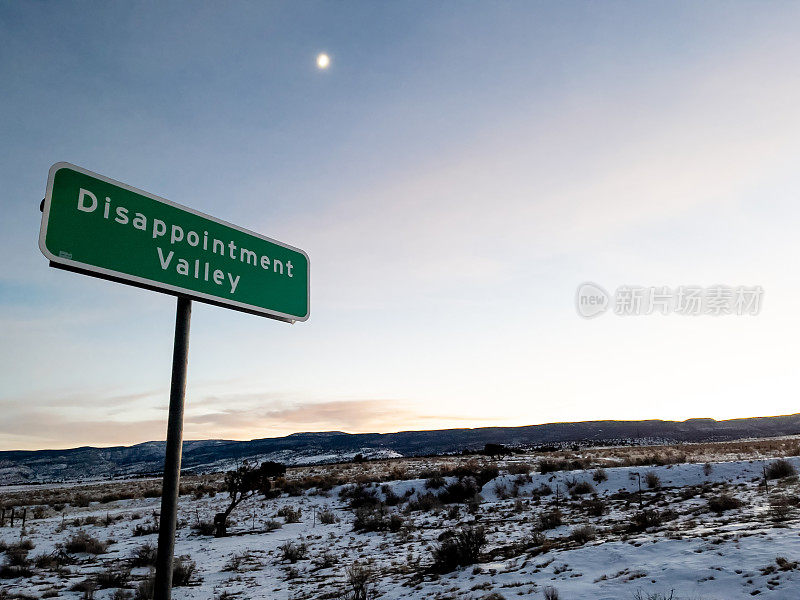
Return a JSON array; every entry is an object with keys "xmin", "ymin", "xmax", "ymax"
[
  {"xmin": 315, "ymin": 551, "xmax": 338, "ymax": 569},
  {"xmin": 582, "ymin": 497, "xmax": 607, "ymax": 517},
  {"xmin": 570, "ymin": 480, "xmax": 595, "ymax": 496},
  {"xmin": 353, "ymin": 505, "xmax": 404, "ymax": 532},
  {"xmin": 264, "ymin": 519, "xmax": 283, "ymax": 531},
  {"xmin": 345, "ymin": 562, "xmax": 376, "ymax": 600},
  {"xmin": 592, "ymin": 468, "xmax": 608, "ymax": 483},
  {"xmin": 439, "ymin": 478, "xmax": 481, "ymax": 504},
  {"xmin": 766, "ymin": 459, "xmax": 797, "ymax": 480},
  {"xmin": 629, "ymin": 510, "xmax": 664, "ymax": 532},
  {"xmin": 278, "ymin": 540, "xmax": 308, "ymax": 563},
  {"xmin": 537, "ymin": 510, "xmax": 563, "ymax": 531},
  {"xmin": 570, "ymin": 524, "xmax": 597, "ymax": 544},
  {"xmin": 405, "ymin": 492, "xmax": 443, "ymax": 513},
  {"xmin": 190, "ymin": 520, "xmax": 215, "ymax": 536},
  {"xmin": 644, "ymin": 472, "xmax": 661, "ymax": 489},
  {"xmin": 318, "ymin": 510, "xmax": 337, "ymax": 524},
  {"xmin": 171, "ymin": 556, "xmax": 197, "ymax": 586},
  {"xmin": 426, "ymin": 475, "xmax": 446, "ymax": 489},
  {"xmin": 507, "ymin": 463, "xmax": 532, "ymax": 476},
  {"xmin": 769, "ymin": 495, "xmax": 794, "ymax": 522},
  {"xmin": 543, "ymin": 586, "xmax": 560, "ymax": 600},
  {"xmin": 340, "ymin": 484, "xmax": 381, "ymax": 509},
  {"xmin": 65, "ymin": 531, "xmax": 108, "ymax": 554},
  {"xmin": 0, "ymin": 541, "xmax": 33, "ymax": 579},
  {"xmin": 131, "ymin": 543, "xmax": 157, "ymax": 567},
  {"xmin": 431, "ymin": 526, "xmax": 486, "ymax": 572},
  {"xmin": 95, "ymin": 564, "xmax": 130, "ymax": 589},
  {"xmin": 277, "ymin": 505, "xmax": 302, "ymax": 523},
  {"xmin": 707, "ymin": 493, "xmax": 743, "ymax": 513},
  {"xmin": 223, "ymin": 551, "xmax": 254, "ymax": 572}
]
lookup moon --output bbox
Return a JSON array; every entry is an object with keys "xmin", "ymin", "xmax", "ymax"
[{"xmin": 316, "ymin": 53, "xmax": 330, "ymax": 70}]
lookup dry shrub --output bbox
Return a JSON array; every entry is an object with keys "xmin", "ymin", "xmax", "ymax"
[
  {"xmin": 0, "ymin": 541, "xmax": 34, "ymax": 579},
  {"xmin": 570, "ymin": 481, "xmax": 595, "ymax": 496},
  {"xmin": 450, "ymin": 461, "xmax": 499, "ymax": 487},
  {"xmin": 537, "ymin": 510, "xmax": 563, "ymax": 531},
  {"xmin": 570, "ymin": 524, "xmax": 597, "ymax": 544},
  {"xmin": 707, "ymin": 493, "xmax": 743, "ymax": 513},
  {"xmin": 131, "ymin": 543, "xmax": 157, "ymax": 567},
  {"xmin": 405, "ymin": 492, "xmax": 443, "ymax": 513},
  {"xmin": 629, "ymin": 510, "xmax": 664, "ymax": 532},
  {"xmin": 223, "ymin": 551, "xmax": 254, "ymax": 572},
  {"xmin": 644, "ymin": 472, "xmax": 661, "ymax": 489},
  {"xmin": 318, "ymin": 510, "xmax": 337, "ymax": 524},
  {"xmin": 191, "ymin": 520, "xmax": 215, "ymax": 536},
  {"xmin": 278, "ymin": 541, "xmax": 308, "ymax": 563},
  {"xmin": 353, "ymin": 505, "xmax": 404, "ymax": 532},
  {"xmin": 264, "ymin": 519, "xmax": 283, "ymax": 531},
  {"xmin": 766, "ymin": 459, "xmax": 797, "ymax": 480},
  {"xmin": 426, "ymin": 475, "xmax": 446, "ymax": 489},
  {"xmin": 315, "ymin": 551, "xmax": 338, "ymax": 569},
  {"xmin": 539, "ymin": 457, "xmax": 589, "ymax": 474},
  {"xmin": 431, "ymin": 526, "xmax": 486, "ymax": 573},
  {"xmin": 65, "ymin": 531, "xmax": 108, "ymax": 554},
  {"xmin": 582, "ymin": 497, "xmax": 607, "ymax": 517},
  {"xmin": 543, "ymin": 586, "xmax": 560, "ymax": 600},
  {"xmin": 95, "ymin": 564, "xmax": 130, "ymax": 588},
  {"xmin": 507, "ymin": 463, "xmax": 532, "ymax": 476},
  {"xmin": 439, "ymin": 478, "xmax": 481, "ymax": 504},
  {"xmin": 340, "ymin": 484, "xmax": 380, "ymax": 509},
  {"xmin": 171, "ymin": 556, "xmax": 197, "ymax": 586},
  {"xmin": 277, "ymin": 505, "xmax": 302, "ymax": 523},
  {"xmin": 345, "ymin": 562, "xmax": 376, "ymax": 600},
  {"xmin": 769, "ymin": 495, "xmax": 794, "ymax": 522}
]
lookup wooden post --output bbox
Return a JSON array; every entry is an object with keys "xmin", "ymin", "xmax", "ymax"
[{"xmin": 636, "ymin": 473, "xmax": 643, "ymax": 509}]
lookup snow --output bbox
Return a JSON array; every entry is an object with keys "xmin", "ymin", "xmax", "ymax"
[{"xmin": 2, "ymin": 455, "xmax": 800, "ymax": 599}]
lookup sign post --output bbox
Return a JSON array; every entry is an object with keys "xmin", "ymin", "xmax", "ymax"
[
  {"xmin": 153, "ymin": 296, "xmax": 191, "ymax": 599},
  {"xmin": 39, "ymin": 163, "xmax": 310, "ymax": 599}
]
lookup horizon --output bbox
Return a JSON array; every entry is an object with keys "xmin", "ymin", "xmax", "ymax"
[
  {"xmin": 5, "ymin": 410, "xmax": 799, "ymax": 454},
  {"xmin": 4, "ymin": 3, "xmax": 800, "ymax": 451}
]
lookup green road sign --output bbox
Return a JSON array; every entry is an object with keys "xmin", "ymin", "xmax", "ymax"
[{"xmin": 39, "ymin": 163, "xmax": 309, "ymax": 322}]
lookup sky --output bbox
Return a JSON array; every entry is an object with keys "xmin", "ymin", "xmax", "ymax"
[{"xmin": 3, "ymin": 2, "xmax": 800, "ymax": 451}]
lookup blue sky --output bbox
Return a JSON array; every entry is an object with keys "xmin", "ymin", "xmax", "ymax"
[{"xmin": 3, "ymin": 2, "xmax": 800, "ymax": 450}]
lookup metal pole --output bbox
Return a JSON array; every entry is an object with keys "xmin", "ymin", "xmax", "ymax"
[{"xmin": 154, "ymin": 296, "xmax": 192, "ymax": 600}]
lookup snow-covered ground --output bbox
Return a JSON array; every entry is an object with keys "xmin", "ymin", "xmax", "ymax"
[{"xmin": 2, "ymin": 454, "xmax": 800, "ymax": 599}]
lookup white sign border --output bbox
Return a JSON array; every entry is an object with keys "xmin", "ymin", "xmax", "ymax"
[{"xmin": 39, "ymin": 162, "xmax": 310, "ymax": 323}]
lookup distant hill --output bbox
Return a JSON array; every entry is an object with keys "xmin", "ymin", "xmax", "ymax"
[{"xmin": 2, "ymin": 413, "xmax": 799, "ymax": 484}]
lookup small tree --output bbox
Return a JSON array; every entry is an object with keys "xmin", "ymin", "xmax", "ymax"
[
  {"xmin": 483, "ymin": 443, "xmax": 508, "ymax": 457},
  {"xmin": 214, "ymin": 461, "xmax": 284, "ymax": 536}
]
